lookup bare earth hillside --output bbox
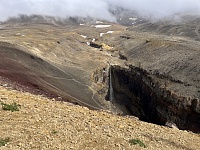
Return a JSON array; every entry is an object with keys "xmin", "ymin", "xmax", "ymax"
[{"xmin": 0, "ymin": 85, "xmax": 200, "ymax": 150}]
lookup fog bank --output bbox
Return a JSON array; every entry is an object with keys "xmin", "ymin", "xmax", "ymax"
[{"xmin": 0, "ymin": 0, "xmax": 200, "ymax": 21}]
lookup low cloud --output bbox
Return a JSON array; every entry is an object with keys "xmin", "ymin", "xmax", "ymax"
[
  {"xmin": 106, "ymin": 0, "xmax": 200, "ymax": 18},
  {"xmin": 0, "ymin": 0, "xmax": 200, "ymax": 21},
  {"xmin": 0, "ymin": 0, "xmax": 115, "ymax": 21}
]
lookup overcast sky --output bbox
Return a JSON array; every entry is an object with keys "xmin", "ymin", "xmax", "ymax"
[{"xmin": 0, "ymin": 0, "xmax": 200, "ymax": 21}]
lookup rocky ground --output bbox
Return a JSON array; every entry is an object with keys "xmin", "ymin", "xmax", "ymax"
[{"xmin": 1, "ymin": 85, "xmax": 200, "ymax": 150}]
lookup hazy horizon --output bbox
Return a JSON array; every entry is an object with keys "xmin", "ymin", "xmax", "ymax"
[{"xmin": 0, "ymin": 0, "xmax": 200, "ymax": 21}]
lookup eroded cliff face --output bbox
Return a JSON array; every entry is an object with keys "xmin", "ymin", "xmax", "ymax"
[
  {"xmin": 110, "ymin": 65, "xmax": 200, "ymax": 132},
  {"xmin": 91, "ymin": 66, "xmax": 110, "ymax": 106}
]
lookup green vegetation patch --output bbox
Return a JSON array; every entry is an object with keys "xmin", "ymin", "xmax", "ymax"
[
  {"xmin": 0, "ymin": 138, "xmax": 10, "ymax": 147},
  {"xmin": 51, "ymin": 130, "xmax": 58, "ymax": 134},
  {"xmin": 1, "ymin": 102, "xmax": 21, "ymax": 112},
  {"xmin": 129, "ymin": 138, "xmax": 147, "ymax": 148}
]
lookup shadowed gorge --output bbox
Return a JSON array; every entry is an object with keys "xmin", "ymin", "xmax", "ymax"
[{"xmin": 109, "ymin": 65, "xmax": 200, "ymax": 132}]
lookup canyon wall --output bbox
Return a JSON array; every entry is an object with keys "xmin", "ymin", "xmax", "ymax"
[{"xmin": 111, "ymin": 65, "xmax": 200, "ymax": 132}]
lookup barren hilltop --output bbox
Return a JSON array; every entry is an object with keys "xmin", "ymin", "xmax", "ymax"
[{"xmin": 0, "ymin": 14, "xmax": 200, "ymax": 149}]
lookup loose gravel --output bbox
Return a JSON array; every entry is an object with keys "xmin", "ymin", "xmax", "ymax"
[{"xmin": 0, "ymin": 85, "xmax": 200, "ymax": 150}]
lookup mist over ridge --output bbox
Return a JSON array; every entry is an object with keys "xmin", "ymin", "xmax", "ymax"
[{"xmin": 0, "ymin": 0, "xmax": 200, "ymax": 22}]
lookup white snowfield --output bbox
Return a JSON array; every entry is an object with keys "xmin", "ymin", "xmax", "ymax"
[
  {"xmin": 100, "ymin": 33, "xmax": 105, "ymax": 37},
  {"xmin": 100, "ymin": 31, "xmax": 114, "ymax": 37},
  {"xmin": 107, "ymin": 31, "xmax": 114, "ymax": 34},
  {"xmin": 86, "ymin": 42, "xmax": 90, "ymax": 45},
  {"xmin": 95, "ymin": 21, "xmax": 104, "ymax": 24},
  {"xmin": 129, "ymin": 17, "xmax": 138, "ymax": 21},
  {"xmin": 95, "ymin": 25, "xmax": 111, "ymax": 28},
  {"xmin": 80, "ymin": 35, "xmax": 87, "ymax": 38}
]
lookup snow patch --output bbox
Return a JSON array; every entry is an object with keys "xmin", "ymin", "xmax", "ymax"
[
  {"xmin": 107, "ymin": 31, "xmax": 114, "ymax": 34},
  {"xmin": 95, "ymin": 21, "xmax": 103, "ymax": 24},
  {"xmin": 80, "ymin": 24, "xmax": 85, "ymax": 26},
  {"xmin": 100, "ymin": 31, "xmax": 114, "ymax": 37},
  {"xmin": 100, "ymin": 33, "xmax": 106, "ymax": 37},
  {"xmin": 129, "ymin": 17, "xmax": 138, "ymax": 21},
  {"xmin": 80, "ymin": 35, "xmax": 87, "ymax": 38},
  {"xmin": 95, "ymin": 25, "xmax": 111, "ymax": 28}
]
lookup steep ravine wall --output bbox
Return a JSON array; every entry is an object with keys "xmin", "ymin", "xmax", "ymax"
[{"xmin": 110, "ymin": 65, "xmax": 200, "ymax": 133}]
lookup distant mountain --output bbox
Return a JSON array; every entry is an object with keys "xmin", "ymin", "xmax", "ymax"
[{"xmin": 3, "ymin": 14, "xmax": 98, "ymax": 26}]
